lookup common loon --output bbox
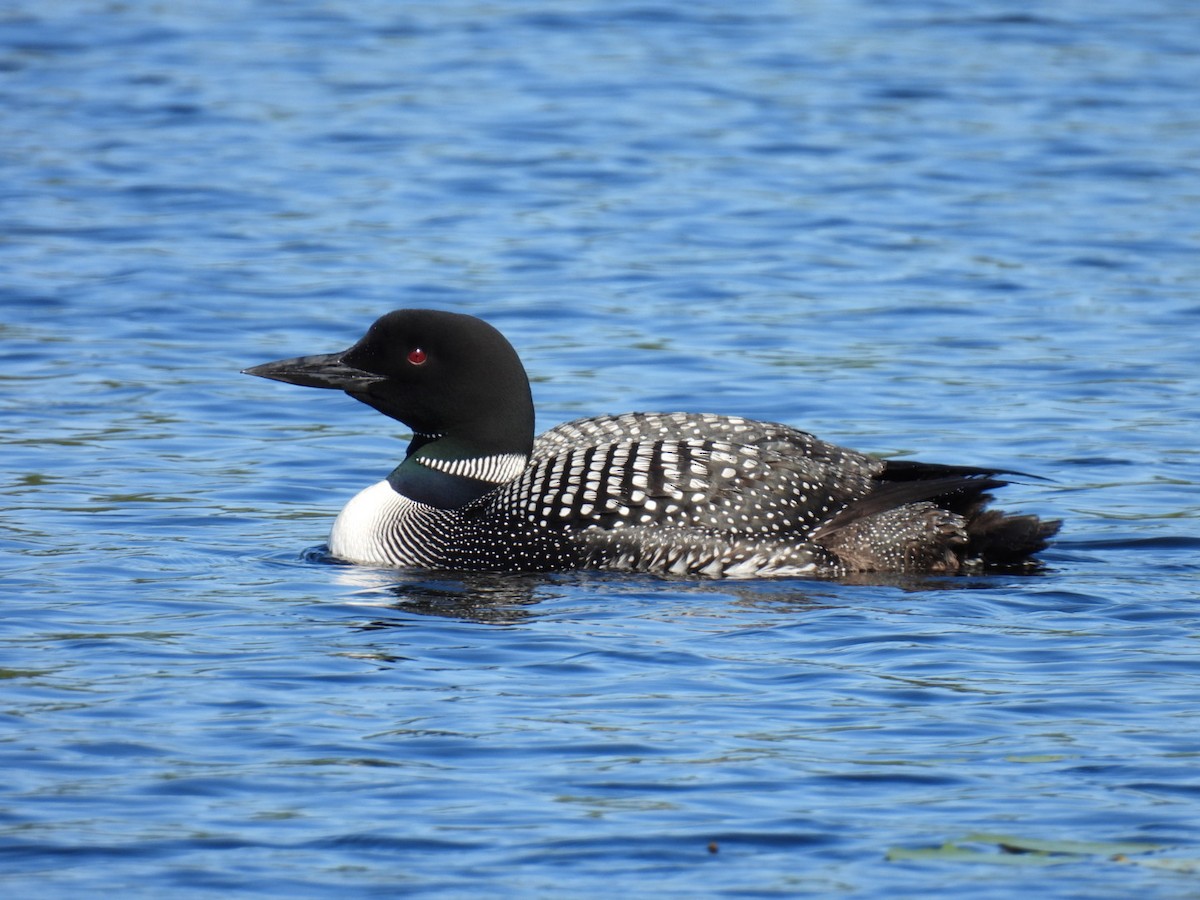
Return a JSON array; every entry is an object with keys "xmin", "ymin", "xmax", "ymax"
[{"xmin": 244, "ymin": 309, "xmax": 1060, "ymax": 578}]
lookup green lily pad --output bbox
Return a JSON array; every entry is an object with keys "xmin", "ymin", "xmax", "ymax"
[
  {"xmin": 965, "ymin": 832, "xmax": 1163, "ymax": 857},
  {"xmin": 888, "ymin": 832, "xmax": 1167, "ymax": 867}
]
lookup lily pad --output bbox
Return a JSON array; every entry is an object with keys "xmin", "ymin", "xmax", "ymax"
[{"xmin": 888, "ymin": 832, "xmax": 1167, "ymax": 867}]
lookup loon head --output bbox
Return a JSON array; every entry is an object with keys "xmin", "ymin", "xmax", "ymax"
[{"xmin": 243, "ymin": 309, "xmax": 536, "ymax": 461}]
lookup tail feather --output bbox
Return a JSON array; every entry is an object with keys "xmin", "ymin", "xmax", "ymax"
[
  {"xmin": 964, "ymin": 508, "xmax": 1062, "ymax": 569},
  {"xmin": 812, "ymin": 460, "xmax": 1060, "ymax": 574}
]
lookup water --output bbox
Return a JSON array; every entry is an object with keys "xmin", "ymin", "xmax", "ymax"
[{"xmin": 3, "ymin": 1, "xmax": 1199, "ymax": 895}]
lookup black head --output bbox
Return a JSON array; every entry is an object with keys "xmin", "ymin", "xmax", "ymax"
[{"xmin": 244, "ymin": 309, "xmax": 535, "ymax": 457}]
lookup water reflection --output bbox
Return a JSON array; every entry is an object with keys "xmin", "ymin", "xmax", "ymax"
[{"xmin": 311, "ymin": 544, "xmax": 1032, "ymax": 626}]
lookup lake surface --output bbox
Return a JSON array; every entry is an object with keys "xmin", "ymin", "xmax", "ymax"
[{"xmin": 3, "ymin": 1, "xmax": 1199, "ymax": 896}]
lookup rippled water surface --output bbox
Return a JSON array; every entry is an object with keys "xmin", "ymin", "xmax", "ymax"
[{"xmin": 3, "ymin": 1, "xmax": 1200, "ymax": 896}]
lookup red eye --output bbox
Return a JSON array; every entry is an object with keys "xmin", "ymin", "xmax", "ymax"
[{"xmin": 407, "ymin": 348, "xmax": 428, "ymax": 366}]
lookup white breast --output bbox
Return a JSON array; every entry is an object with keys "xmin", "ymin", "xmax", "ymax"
[{"xmin": 328, "ymin": 480, "xmax": 442, "ymax": 568}]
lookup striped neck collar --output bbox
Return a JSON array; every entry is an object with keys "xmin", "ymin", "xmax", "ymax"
[{"xmin": 415, "ymin": 452, "xmax": 528, "ymax": 485}]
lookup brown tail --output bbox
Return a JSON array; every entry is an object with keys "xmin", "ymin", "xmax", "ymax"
[
  {"xmin": 964, "ymin": 507, "xmax": 1062, "ymax": 569},
  {"xmin": 813, "ymin": 460, "xmax": 1060, "ymax": 574}
]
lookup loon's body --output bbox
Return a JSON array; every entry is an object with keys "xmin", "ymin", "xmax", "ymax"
[{"xmin": 245, "ymin": 310, "xmax": 1059, "ymax": 579}]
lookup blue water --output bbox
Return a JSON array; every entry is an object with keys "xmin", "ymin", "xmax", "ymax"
[{"xmin": 3, "ymin": 1, "xmax": 1199, "ymax": 896}]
